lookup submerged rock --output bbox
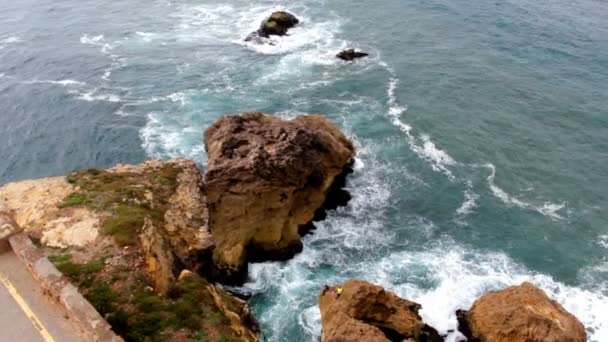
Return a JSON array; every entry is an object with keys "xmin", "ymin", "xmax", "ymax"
[
  {"xmin": 457, "ymin": 282, "xmax": 586, "ymax": 342},
  {"xmin": 204, "ymin": 113, "xmax": 355, "ymax": 284},
  {"xmin": 319, "ymin": 279, "xmax": 443, "ymax": 342},
  {"xmin": 245, "ymin": 11, "xmax": 299, "ymax": 42},
  {"xmin": 337, "ymin": 49, "xmax": 369, "ymax": 61}
]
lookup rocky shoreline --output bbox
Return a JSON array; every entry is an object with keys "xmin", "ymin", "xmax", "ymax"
[{"xmin": 0, "ymin": 113, "xmax": 586, "ymax": 341}]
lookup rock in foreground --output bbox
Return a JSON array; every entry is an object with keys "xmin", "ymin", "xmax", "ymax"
[
  {"xmin": 0, "ymin": 159, "xmax": 259, "ymax": 341},
  {"xmin": 319, "ymin": 279, "xmax": 442, "ymax": 342},
  {"xmin": 337, "ymin": 49, "xmax": 369, "ymax": 61},
  {"xmin": 457, "ymin": 282, "xmax": 586, "ymax": 342},
  {"xmin": 245, "ymin": 11, "xmax": 299, "ymax": 42},
  {"xmin": 204, "ymin": 113, "xmax": 355, "ymax": 284}
]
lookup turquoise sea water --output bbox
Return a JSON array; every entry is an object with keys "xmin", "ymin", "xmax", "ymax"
[{"xmin": 1, "ymin": 0, "xmax": 607, "ymax": 340}]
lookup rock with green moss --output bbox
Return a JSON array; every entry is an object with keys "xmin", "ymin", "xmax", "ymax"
[{"xmin": 245, "ymin": 11, "xmax": 299, "ymax": 42}]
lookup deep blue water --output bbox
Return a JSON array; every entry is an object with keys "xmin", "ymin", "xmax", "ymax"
[{"xmin": 1, "ymin": 0, "xmax": 607, "ymax": 341}]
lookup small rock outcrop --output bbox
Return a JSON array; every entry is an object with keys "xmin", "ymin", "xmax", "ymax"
[
  {"xmin": 337, "ymin": 49, "xmax": 369, "ymax": 61},
  {"xmin": 245, "ymin": 11, "xmax": 299, "ymax": 42},
  {"xmin": 319, "ymin": 279, "xmax": 442, "ymax": 342},
  {"xmin": 457, "ymin": 282, "xmax": 586, "ymax": 342},
  {"xmin": 204, "ymin": 113, "xmax": 355, "ymax": 284}
]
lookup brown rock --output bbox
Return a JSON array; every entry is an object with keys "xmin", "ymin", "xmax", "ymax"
[
  {"xmin": 139, "ymin": 218, "xmax": 175, "ymax": 295},
  {"xmin": 161, "ymin": 159, "xmax": 214, "ymax": 274},
  {"xmin": 178, "ymin": 271, "xmax": 259, "ymax": 342},
  {"xmin": 138, "ymin": 159, "xmax": 215, "ymax": 294},
  {"xmin": 319, "ymin": 279, "xmax": 442, "ymax": 342},
  {"xmin": 204, "ymin": 113, "xmax": 355, "ymax": 284},
  {"xmin": 457, "ymin": 282, "xmax": 586, "ymax": 342}
]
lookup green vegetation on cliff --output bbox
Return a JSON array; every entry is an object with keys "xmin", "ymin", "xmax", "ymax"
[
  {"xmin": 63, "ymin": 165, "xmax": 180, "ymax": 246},
  {"xmin": 50, "ymin": 253, "xmax": 239, "ymax": 342}
]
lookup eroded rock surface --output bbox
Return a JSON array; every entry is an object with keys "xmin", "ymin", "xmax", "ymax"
[
  {"xmin": 204, "ymin": 113, "xmax": 355, "ymax": 284},
  {"xmin": 319, "ymin": 279, "xmax": 442, "ymax": 342},
  {"xmin": 245, "ymin": 11, "xmax": 300, "ymax": 43},
  {"xmin": 457, "ymin": 282, "xmax": 586, "ymax": 342}
]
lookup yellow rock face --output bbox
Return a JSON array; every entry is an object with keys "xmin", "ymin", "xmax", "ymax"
[{"xmin": 203, "ymin": 113, "xmax": 355, "ymax": 283}]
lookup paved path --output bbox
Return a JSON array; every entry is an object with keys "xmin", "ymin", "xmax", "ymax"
[{"xmin": 0, "ymin": 242, "xmax": 83, "ymax": 342}]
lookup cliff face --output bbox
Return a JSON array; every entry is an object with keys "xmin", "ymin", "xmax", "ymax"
[
  {"xmin": 0, "ymin": 113, "xmax": 357, "ymax": 341},
  {"xmin": 204, "ymin": 113, "xmax": 355, "ymax": 283},
  {"xmin": 0, "ymin": 159, "xmax": 257, "ymax": 342}
]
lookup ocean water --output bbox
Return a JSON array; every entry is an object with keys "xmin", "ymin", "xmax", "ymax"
[{"xmin": 1, "ymin": 0, "xmax": 607, "ymax": 341}]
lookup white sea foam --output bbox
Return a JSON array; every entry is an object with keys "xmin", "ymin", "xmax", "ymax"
[
  {"xmin": 369, "ymin": 245, "xmax": 608, "ymax": 341},
  {"xmin": 386, "ymin": 77, "xmax": 457, "ymax": 179},
  {"xmin": 0, "ymin": 36, "xmax": 22, "ymax": 50},
  {"xmin": 484, "ymin": 163, "xmax": 566, "ymax": 220},
  {"xmin": 23, "ymin": 79, "xmax": 86, "ymax": 86},
  {"xmin": 140, "ymin": 111, "xmax": 206, "ymax": 161},
  {"xmin": 79, "ymin": 34, "xmax": 117, "ymax": 54},
  {"xmin": 598, "ymin": 235, "xmax": 608, "ymax": 249},
  {"xmin": 1, "ymin": 36, "xmax": 21, "ymax": 44},
  {"xmin": 165, "ymin": 92, "xmax": 187, "ymax": 105},
  {"xmin": 75, "ymin": 90, "xmax": 121, "ymax": 102},
  {"xmin": 456, "ymin": 187, "xmax": 479, "ymax": 217},
  {"xmin": 242, "ymin": 154, "xmax": 606, "ymax": 340},
  {"xmin": 135, "ymin": 31, "xmax": 158, "ymax": 42}
]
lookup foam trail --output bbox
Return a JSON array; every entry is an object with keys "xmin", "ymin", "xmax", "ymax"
[
  {"xmin": 598, "ymin": 235, "xmax": 608, "ymax": 249},
  {"xmin": 484, "ymin": 163, "xmax": 565, "ymax": 220},
  {"xmin": 0, "ymin": 36, "xmax": 21, "ymax": 49},
  {"xmin": 385, "ymin": 77, "xmax": 456, "ymax": 179},
  {"xmin": 456, "ymin": 187, "xmax": 479, "ymax": 218},
  {"xmin": 23, "ymin": 79, "xmax": 86, "ymax": 86},
  {"xmin": 75, "ymin": 90, "xmax": 121, "ymax": 102},
  {"xmin": 135, "ymin": 31, "xmax": 157, "ymax": 42}
]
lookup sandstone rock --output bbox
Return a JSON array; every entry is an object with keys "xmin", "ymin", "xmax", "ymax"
[
  {"xmin": 161, "ymin": 159, "xmax": 214, "ymax": 274},
  {"xmin": 245, "ymin": 11, "xmax": 299, "ymax": 42},
  {"xmin": 457, "ymin": 282, "xmax": 586, "ymax": 342},
  {"xmin": 140, "ymin": 218, "xmax": 176, "ymax": 295},
  {"xmin": 204, "ymin": 113, "xmax": 355, "ymax": 284},
  {"xmin": 178, "ymin": 271, "xmax": 259, "ymax": 342},
  {"xmin": 337, "ymin": 49, "xmax": 369, "ymax": 61},
  {"xmin": 319, "ymin": 279, "xmax": 442, "ymax": 342},
  {"xmin": 0, "ymin": 159, "xmax": 214, "ymax": 291}
]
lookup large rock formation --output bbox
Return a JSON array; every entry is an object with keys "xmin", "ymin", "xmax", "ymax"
[
  {"xmin": 0, "ymin": 159, "xmax": 259, "ymax": 341},
  {"xmin": 204, "ymin": 113, "xmax": 355, "ymax": 284},
  {"xmin": 457, "ymin": 282, "xmax": 586, "ymax": 342},
  {"xmin": 245, "ymin": 11, "xmax": 300, "ymax": 42},
  {"xmin": 319, "ymin": 279, "xmax": 442, "ymax": 342}
]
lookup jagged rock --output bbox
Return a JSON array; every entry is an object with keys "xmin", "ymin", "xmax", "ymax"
[
  {"xmin": 161, "ymin": 159, "xmax": 214, "ymax": 274},
  {"xmin": 337, "ymin": 49, "xmax": 369, "ymax": 61},
  {"xmin": 204, "ymin": 113, "xmax": 355, "ymax": 284},
  {"xmin": 319, "ymin": 279, "xmax": 443, "ymax": 342},
  {"xmin": 457, "ymin": 282, "xmax": 586, "ymax": 342},
  {"xmin": 139, "ymin": 217, "xmax": 175, "ymax": 295},
  {"xmin": 245, "ymin": 11, "xmax": 299, "ymax": 42},
  {"xmin": 178, "ymin": 271, "xmax": 259, "ymax": 342}
]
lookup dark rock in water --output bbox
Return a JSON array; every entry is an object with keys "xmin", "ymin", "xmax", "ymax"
[
  {"xmin": 337, "ymin": 49, "xmax": 369, "ymax": 61},
  {"xmin": 245, "ymin": 11, "xmax": 299, "ymax": 43}
]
